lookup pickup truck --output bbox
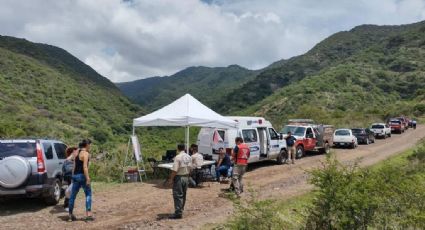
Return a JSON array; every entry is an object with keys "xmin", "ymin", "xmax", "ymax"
[
  {"xmin": 281, "ymin": 121, "xmax": 333, "ymax": 159},
  {"xmin": 370, "ymin": 123, "xmax": 391, "ymax": 139},
  {"xmin": 333, "ymin": 129, "xmax": 358, "ymax": 149},
  {"xmin": 389, "ymin": 119, "xmax": 405, "ymax": 134}
]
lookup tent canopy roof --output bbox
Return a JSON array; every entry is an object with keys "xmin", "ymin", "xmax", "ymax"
[{"xmin": 133, "ymin": 94, "xmax": 237, "ymax": 129}]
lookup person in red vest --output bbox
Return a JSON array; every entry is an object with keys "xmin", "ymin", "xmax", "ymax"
[{"xmin": 231, "ymin": 137, "xmax": 250, "ymax": 197}]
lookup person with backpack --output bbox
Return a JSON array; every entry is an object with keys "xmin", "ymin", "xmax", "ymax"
[
  {"xmin": 68, "ymin": 139, "xmax": 94, "ymax": 222},
  {"xmin": 62, "ymin": 147, "xmax": 78, "ymax": 211}
]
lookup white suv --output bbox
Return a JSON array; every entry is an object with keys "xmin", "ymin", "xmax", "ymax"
[{"xmin": 370, "ymin": 123, "xmax": 391, "ymax": 139}]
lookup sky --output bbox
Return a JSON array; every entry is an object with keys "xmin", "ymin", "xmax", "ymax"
[{"xmin": 1, "ymin": 0, "xmax": 425, "ymax": 82}]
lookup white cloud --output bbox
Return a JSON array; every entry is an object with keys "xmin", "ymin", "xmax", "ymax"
[{"xmin": 0, "ymin": 0, "xmax": 424, "ymax": 82}]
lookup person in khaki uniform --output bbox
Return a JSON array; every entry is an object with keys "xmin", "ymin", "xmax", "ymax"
[{"xmin": 168, "ymin": 144, "xmax": 192, "ymax": 219}]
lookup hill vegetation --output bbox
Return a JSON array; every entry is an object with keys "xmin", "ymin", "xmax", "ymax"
[
  {"xmin": 117, "ymin": 65, "xmax": 257, "ymax": 111},
  {"xmin": 242, "ymin": 21, "xmax": 425, "ymax": 127}
]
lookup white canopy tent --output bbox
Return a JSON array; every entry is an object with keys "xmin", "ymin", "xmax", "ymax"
[{"xmin": 133, "ymin": 94, "xmax": 237, "ymax": 151}]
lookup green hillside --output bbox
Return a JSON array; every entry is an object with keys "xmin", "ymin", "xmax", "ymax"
[
  {"xmin": 0, "ymin": 35, "xmax": 140, "ymax": 147},
  {"xmin": 216, "ymin": 21, "xmax": 425, "ymax": 114},
  {"xmin": 242, "ymin": 21, "xmax": 425, "ymax": 127},
  {"xmin": 0, "ymin": 35, "xmax": 202, "ymax": 181},
  {"xmin": 117, "ymin": 65, "xmax": 257, "ymax": 111}
]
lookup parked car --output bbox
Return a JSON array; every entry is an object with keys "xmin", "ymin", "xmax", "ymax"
[
  {"xmin": 333, "ymin": 129, "xmax": 358, "ymax": 149},
  {"xmin": 0, "ymin": 139, "xmax": 67, "ymax": 205},
  {"xmin": 389, "ymin": 119, "xmax": 405, "ymax": 134},
  {"xmin": 370, "ymin": 123, "xmax": 391, "ymax": 139},
  {"xmin": 351, "ymin": 128, "xmax": 375, "ymax": 145},
  {"xmin": 281, "ymin": 119, "xmax": 334, "ymax": 159}
]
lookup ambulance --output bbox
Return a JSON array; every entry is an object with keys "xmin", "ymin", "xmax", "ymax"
[{"xmin": 197, "ymin": 116, "xmax": 288, "ymax": 164}]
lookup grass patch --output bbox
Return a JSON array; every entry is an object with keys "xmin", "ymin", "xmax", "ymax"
[{"xmin": 214, "ymin": 140, "xmax": 425, "ymax": 230}]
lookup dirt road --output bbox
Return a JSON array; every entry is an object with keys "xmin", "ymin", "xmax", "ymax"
[{"xmin": 1, "ymin": 126, "xmax": 424, "ymax": 230}]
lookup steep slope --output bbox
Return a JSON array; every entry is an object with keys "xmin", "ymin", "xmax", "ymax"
[
  {"xmin": 243, "ymin": 21, "xmax": 425, "ymax": 127},
  {"xmin": 0, "ymin": 36, "xmax": 139, "ymax": 145},
  {"xmin": 215, "ymin": 21, "xmax": 425, "ymax": 114},
  {"xmin": 117, "ymin": 65, "xmax": 257, "ymax": 111}
]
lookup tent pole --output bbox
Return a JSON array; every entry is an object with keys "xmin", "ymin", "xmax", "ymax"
[{"xmin": 185, "ymin": 126, "xmax": 190, "ymax": 153}]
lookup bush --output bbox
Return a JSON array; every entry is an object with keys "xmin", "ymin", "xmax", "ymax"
[
  {"xmin": 305, "ymin": 146, "xmax": 425, "ymax": 230},
  {"xmin": 219, "ymin": 194, "xmax": 292, "ymax": 230}
]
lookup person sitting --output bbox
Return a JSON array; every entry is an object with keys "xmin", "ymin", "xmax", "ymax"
[
  {"xmin": 215, "ymin": 147, "xmax": 232, "ymax": 182},
  {"xmin": 189, "ymin": 144, "xmax": 203, "ymax": 187}
]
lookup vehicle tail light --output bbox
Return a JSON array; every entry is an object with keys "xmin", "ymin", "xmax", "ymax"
[{"xmin": 36, "ymin": 142, "xmax": 46, "ymax": 173}]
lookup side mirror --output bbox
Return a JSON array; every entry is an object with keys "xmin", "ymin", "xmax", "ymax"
[{"xmin": 279, "ymin": 134, "xmax": 283, "ymax": 140}]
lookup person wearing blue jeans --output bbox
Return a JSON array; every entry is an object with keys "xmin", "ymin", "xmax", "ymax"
[
  {"xmin": 215, "ymin": 148, "xmax": 232, "ymax": 182},
  {"xmin": 68, "ymin": 139, "xmax": 94, "ymax": 222}
]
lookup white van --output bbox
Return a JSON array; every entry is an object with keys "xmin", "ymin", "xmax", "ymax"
[{"xmin": 197, "ymin": 116, "xmax": 287, "ymax": 164}]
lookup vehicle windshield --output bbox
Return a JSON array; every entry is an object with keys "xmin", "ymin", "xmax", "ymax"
[
  {"xmin": 351, "ymin": 129, "xmax": 363, "ymax": 134},
  {"xmin": 371, "ymin": 125, "xmax": 384, "ymax": 129},
  {"xmin": 281, "ymin": 125, "xmax": 297, "ymax": 134},
  {"xmin": 293, "ymin": 127, "xmax": 306, "ymax": 136},
  {"xmin": 335, "ymin": 130, "xmax": 350, "ymax": 136},
  {"xmin": 0, "ymin": 142, "xmax": 37, "ymax": 158},
  {"xmin": 390, "ymin": 120, "xmax": 401, "ymax": 124}
]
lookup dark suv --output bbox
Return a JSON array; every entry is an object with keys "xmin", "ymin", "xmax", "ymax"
[
  {"xmin": 351, "ymin": 128, "xmax": 375, "ymax": 145},
  {"xmin": 0, "ymin": 139, "xmax": 67, "ymax": 205}
]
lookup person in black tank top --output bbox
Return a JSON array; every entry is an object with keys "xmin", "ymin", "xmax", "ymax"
[{"xmin": 68, "ymin": 139, "xmax": 94, "ymax": 222}]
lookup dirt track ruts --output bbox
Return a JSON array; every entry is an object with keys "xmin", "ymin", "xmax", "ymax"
[{"xmin": 1, "ymin": 125, "xmax": 424, "ymax": 230}]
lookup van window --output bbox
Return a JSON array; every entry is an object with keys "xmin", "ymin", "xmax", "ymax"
[
  {"xmin": 217, "ymin": 130, "xmax": 225, "ymax": 141},
  {"xmin": 268, "ymin": 128, "xmax": 279, "ymax": 140},
  {"xmin": 43, "ymin": 143, "xmax": 54, "ymax": 159},
  {"xmin": 54, "ymin": 143, "xmax": 67, "ymax": 159},
  {"xmin": 0, "ymin": 142, "xmax": 36, "ymax": 158},
  {"xmin": 242, "ymin": 129, "xmax": 257, "ymax": 143}
]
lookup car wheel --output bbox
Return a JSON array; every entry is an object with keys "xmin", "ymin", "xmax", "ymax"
[
  {"xmin": 296, "ymin": 145, "xmax": 304, "ymax": 159},
  {"xmin": 276, "ymin": 149, "xmax": 287, "ymax": 165},
  {"xmin": 45, "ymin": 179, "xmax": 61, "ymax": 206}
]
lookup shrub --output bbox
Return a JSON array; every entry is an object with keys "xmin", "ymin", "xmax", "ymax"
[{"xmin": 305, "ymin": 145, "xmax": 425, "ymax": 230}]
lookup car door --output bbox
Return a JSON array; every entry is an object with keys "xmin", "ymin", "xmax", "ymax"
[
  {"xmin": 268, "ymin": 128, "xmax": 280, "ymax": 156},
  {"xmin": 305, "ymin": 127, "xmax": 316, "ymax": 150},
  {"xmin": 53, "ymin": 142, "xmax": 67, "ymax": 177},
  {"xmin": 42, "ymin": 142, "xmax": 56, "ymax": 178}
]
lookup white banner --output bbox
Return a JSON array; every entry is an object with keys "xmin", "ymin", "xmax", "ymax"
[{"xmin": 131, "ymin": 135, "xmax": 141, "ymax": 162}]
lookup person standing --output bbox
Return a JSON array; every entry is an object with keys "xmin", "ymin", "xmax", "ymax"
[
  {"xmin": 231, "ymin": 137, "xmax": 250, "ymax": 197},
  {"xmin": 168, "ymin": 144, "xmax": 192, "ymax": 219},
  {"xmin": 62, "ymin": 147, "xmax": 78, "ymax": 211},
  {"xmin": 189, "ymin": 144, "xmax": 203, "ymax": 187},
  {"xmin": 285, "ymin": 132, "xmax": 297, "ymax": 164},
  {"xmin": 215, "ymin": 147, "xmax": 232, "ymax": 182},
  {"xmin": 68, "ymin": 139, "xmax": 94, "ymax": 222}
]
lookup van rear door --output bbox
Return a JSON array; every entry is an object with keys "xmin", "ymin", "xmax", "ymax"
[
  {"xmin": 268, "ymin": 128, "xmax": 280, "ymax": 156},
  {"xmin": 242, "ymin": 129, "xmax": 260, "ymax": 162}
]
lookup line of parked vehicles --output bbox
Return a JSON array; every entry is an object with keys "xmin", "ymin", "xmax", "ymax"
[{"xmin": 198, "ymin": 116, "xmax": 418, "ymax": 165}]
